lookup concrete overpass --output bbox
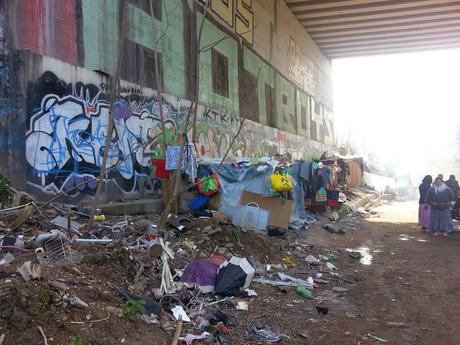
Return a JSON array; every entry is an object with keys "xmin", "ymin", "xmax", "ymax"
[{"xmin": 285, "ymin": 0, "xmax": 460, "ymax": 58}]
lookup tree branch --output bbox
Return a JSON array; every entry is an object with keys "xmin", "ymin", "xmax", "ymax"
[{"xmin": 88, "ymin": 0, "xmax": 129, "ymax": 226}]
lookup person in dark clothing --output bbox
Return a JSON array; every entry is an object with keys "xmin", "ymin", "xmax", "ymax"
[
  {"xmin": 425, "ymin": 176, "xmax": 454, "ymax": 237},
  {"xmin": 418, "ymin": 175, "xmax": 432, "ymax": 230},
  {"xmin": 446, "ymin": 175, "xmax": 460, "ymax": 219},
  {"xmin": 310, "ymin": 169, "xmax": 326, "ymax": 213},
  {"xmin": 445, "ymin": 175, "xmax": 460, "ymax": 197}
]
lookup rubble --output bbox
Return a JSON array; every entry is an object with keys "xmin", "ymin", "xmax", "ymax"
[{"xmin": 0, "ymin": 161, "xmax": 381, "ymax": 345}]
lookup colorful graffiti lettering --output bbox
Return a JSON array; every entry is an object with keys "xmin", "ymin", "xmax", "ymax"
[{"xmin": 25, "ymin": 72, "xmax": 178, "ymax": 195}]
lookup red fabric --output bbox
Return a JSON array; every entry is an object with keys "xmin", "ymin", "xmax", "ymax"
[
  {"xmin": 326, "ymin": 200, "xmax": 338, "ymax": 207},
  {"xmin": 153, "ymin": 160, "xmax": 170, "ymax": 179}
]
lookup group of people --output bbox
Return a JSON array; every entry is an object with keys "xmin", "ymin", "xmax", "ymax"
[{"xmin": 418, "ymin": 174, "xmax": 459, "ymax": 236}]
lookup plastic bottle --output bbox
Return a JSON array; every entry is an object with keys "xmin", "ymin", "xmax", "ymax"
[
  {"xmin": 295, "ymin": 286, "xmax": 313, "ymax": 300},
  {"xmin": 14, "ymin": 235, "xmax": 24, "ymax": 248}
]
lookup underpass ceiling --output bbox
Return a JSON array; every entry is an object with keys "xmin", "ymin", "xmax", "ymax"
[{"xmin": 285, "ymin": 0, "xmax": 460, "ymax": 59}]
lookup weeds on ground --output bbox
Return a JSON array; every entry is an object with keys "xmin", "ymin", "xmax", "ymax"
[
  {"xmin": 230, "ymin": 225, "xmax": 241, "ymax": 243},
  {"xmin": 69, "ymin": 336, "xmax": 82, "ymax": 345},
  {"xmin": 122, "ymin": 300, "xmax": 144, "ymax": 320}
]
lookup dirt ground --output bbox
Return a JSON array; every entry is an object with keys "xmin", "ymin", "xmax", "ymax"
[
  {"xmin": 281, "ymin": 200, "xmax": 460, "ymax": 345},
  {"xmin": 2, "ymin": 200, "xmax": 460, "ymax": 345}
]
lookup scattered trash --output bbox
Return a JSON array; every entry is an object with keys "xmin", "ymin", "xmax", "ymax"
[
  {"xmin": 48, "ymin": 280, "xmax": 69, "ymax": 291},
  {"xmin": 51, "ymin": 216, "xmax": 82, "ymax": 234},
  {"xmin": 70, "ymin": 296, "xmax": 89, "ymax": 308},
  {"xmin": 305, "ymin": 255, "xmax": 321, "ymax": 265},
  {"xmin": 215, "ymin": 257, "xmax": 255, "ymax": 296},
  {"xmin": 17, "ymin": 261, "xmax": 42, "ymax": 282},
  {"xmin": 326, "ymin": 262, "xmax": 337, "ymax": 270},
  {"xmin": 34, "ymin": 230, "xmax": 68, "ymax": 247},
  {"xmin": 278, "ymin": 273, "xmax": 314, "ymax": 289},
  {"xmin": 159, "ymin": 239, "xmax": 176, "ymax": 294},
  {"xmin": 282, "ymin": 257, "xmax": 295, "ymax": 265},
  {"xmin": 296, "ymin": 286, "xmax": 313, "ymax": 300},
  {"xmin": 267, "ymin": 227, "xmax": 285, "ymax": 237},
  {"xmin": 180, "ymin": 260, "xmax": 218, "ymax": 293},
  {"xmin": 94, "ymin": 209, "xmax": 105, "ymax": 222},
  {"xmin": 244, "ymin": 288, "xmax": 257, "ymax": 296},
  {"xmin": 171, "ymin": 305, "xmax": 191, "ymax": 322},
  {"xmin": 115, "ymin": 289, "xmax": 162, "ymax": 315},
  {"xmin": 179, "ymin": 332, "xmax": 211, "ymax": 345},
  {"xmin": 248, "ymin": 325, "xmax": 281, "ymax": 343},
  {"xmin": 140, "ymin": 314, "xmax": 159, "ymax": 324},
  {"xmin": 73, "ymin": 238, "xmax": 113, "ymax": 245},
  {"xmin": 232, "ymin": 202, "xmax": 270, "ymax": 231},
  {"xmin": 236, "ymin": 301, "xmax": 249, "ymax": 310},
  {"xmin": 0, "ymin": 253, "xmax": 15, "ymax": 266},
  {"xmin": 367, "ymin": 334, "xmax": 388, "ymax": 343},
  {"xmin": 37, "ymin": 234, "xmax": 81, "ymax": 267},
  {"xmin": 322, "ymin": 225, "xmax": 345, "ymax": 235},
  {"xmin": 169, "ymin": 215, "xmax": 193, "ymax": 233},
  {"xmin": 349, "ymin": 251, "xmax": 362, "ymax": 259},
  {"xmin": 315, "ymin": 305, "xmax": 329, "ymax": 315}
]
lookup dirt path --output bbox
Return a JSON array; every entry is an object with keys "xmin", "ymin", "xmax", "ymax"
[{"xmin": 295, "ymin": 201, "xmax": 460, "ymax": 345}]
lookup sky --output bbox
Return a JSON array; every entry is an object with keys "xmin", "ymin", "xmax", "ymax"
[{"xmin": 332, "ymin": 48, "xmax": 460, "ymax": 181}]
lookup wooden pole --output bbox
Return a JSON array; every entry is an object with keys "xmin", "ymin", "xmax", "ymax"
[
  {"xmin": 89, "ymin": 0, "xmax": 129, "ymax": 226},
  {"xmin": 149, "ymin": 0, "xmax": 168, "ymax": 154},
  {"xmin": 170, "ymin": 315, "xmax": 183, "ymax": 345},
  {"xmin": 158, "ymin": 1, "xmax": 209, "ymax": 229}
]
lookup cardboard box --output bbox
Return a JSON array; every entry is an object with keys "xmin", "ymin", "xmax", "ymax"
[{"xmin": 240, "ymin": 191, "xmax": 293, "ymax": 229}]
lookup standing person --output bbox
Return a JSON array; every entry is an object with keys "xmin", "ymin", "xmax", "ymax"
[
  {"xmin": 445, "ymin": 175, "xmax": 459, "ymax": 198},
  {"xmin": 418, "ymin": 175, "xmax": 432, "ymax": 231},
  {"xmin": 445, "ymin": 175, "xmax": 460, "ymax": 219},
  {"xmin": 425, "ymin": 176, "xmax": 454, "ymax": 237}
]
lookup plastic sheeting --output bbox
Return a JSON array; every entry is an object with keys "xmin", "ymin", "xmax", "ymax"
[{"xmin": 209, "ymin": 164, "xmax": 274, "ymax": 220}]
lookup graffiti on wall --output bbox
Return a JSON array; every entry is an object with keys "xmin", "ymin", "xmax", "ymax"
[
  {"xmin": 199, "ymin": 0, "xmax": 254, "ymax": 44},
  {"xmin": 288, "ymin": 37, "xmax": 316, "ymax": 96},
  {"xmin": 25, "ymin": 72, "xmax": 180, "ymax": 195}
]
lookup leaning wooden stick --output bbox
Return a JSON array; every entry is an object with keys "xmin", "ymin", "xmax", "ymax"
[{"xmin": 171, "ymin": 315, "xmax": 183, "ymax": 345}]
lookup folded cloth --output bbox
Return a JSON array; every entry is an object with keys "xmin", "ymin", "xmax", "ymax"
[{"xmin": 153, "ymin": 160, "xmax": 170, "ymax": 179}]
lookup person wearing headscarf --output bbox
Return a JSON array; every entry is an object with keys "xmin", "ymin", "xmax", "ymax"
[
  {"xmin": 418, "ymin": 175, "xmax": 432, "ymax": 231},
  {"xmin": 425, "ymin": 176, "xmax": 454, "ymax": 237},
  {"xmin": 445, "ymin": 175, "xmax": 459, "ymax": 198}
]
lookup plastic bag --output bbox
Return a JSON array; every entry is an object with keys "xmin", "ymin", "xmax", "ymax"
[
  {"xmin": 197, "ymin": 175, "xmax": 219, "ymax": 196},
  {"xmin": 270, "ymin": 172, "xmax": 294, "ymax": 192}
]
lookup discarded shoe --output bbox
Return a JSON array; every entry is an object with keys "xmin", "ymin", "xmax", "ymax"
[
  {"xmin": 349, "ymin": 251, "xmax": 361, "ymax": 259},
  {"xmin": 322, "ymin": 225, "xmax": 346, "ymax": 235},
  {"xmin": 248, "ymin": 325, "xmax": 281, "ymax": 343}
]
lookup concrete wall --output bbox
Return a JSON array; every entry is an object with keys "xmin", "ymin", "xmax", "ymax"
[{"xmin": 0, "ymin": 0, "xmax": 334, "ymax": 202}]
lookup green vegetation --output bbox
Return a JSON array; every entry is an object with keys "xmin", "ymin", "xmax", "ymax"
[
  {"xmin": 122, "ymin": 300, "xmax": 145, "ymax": 320},
  {"xmin": 68, "ymin": 336, "xmax": 82, "ymax": 345}
]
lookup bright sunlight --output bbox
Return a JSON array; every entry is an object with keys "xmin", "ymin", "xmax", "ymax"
[{"xmin": 333, "ymin": 49, "xmax": 460, "ymax": 182}]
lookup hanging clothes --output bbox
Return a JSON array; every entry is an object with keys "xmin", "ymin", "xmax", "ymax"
[
  {"xmin": 183, "ymin": 143, "xmax": 198, "ymax": 182},
  {"xmin": 165, "ymin": 146, "xmax": 181, "ymax": 171},
  {"xmin": 320, "ymin": 167, "xmax": 330, "ymax": 189},
  {"xmin": 153, "ymin": 160, "xmax": 170, "ymax": 179}
]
